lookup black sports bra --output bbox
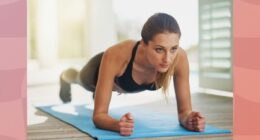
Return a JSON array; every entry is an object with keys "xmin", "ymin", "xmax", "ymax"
[{"xmin": 114, "ymin": 41, "xmax": 156, "ymax": 92}]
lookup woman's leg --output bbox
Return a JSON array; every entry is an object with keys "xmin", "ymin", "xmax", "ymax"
[
  {"xmin": 59, "ymin": 52, "xmax": 104, "ymax": 102},
  {"xmin": 59, "ymin": 68, "xmax": 80, "ymax": 103},
  {"xmin": 79, "ymin": 52, "xmax": 104, "ymax": 99}
]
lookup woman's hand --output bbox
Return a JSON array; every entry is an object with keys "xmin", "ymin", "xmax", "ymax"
[
  {"xmin": 180, "ymin": 111, "xmax": 205, "ymax": 132},
  {"xmin": 119, "ymin": 112, "xmax": 134, "ymax": 136}
]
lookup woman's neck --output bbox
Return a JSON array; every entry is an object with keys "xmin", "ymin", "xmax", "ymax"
[{"xmin": 134, "ymin": 43, "xmax": 157, "ymax": 81}]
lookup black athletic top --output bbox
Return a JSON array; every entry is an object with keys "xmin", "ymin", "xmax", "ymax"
[{"xmin": 114, "ymin": 41, "xmax": 157, "ymax": 92}]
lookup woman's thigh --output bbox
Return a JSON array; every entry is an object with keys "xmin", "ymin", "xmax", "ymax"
[{"xmin": 79, "ymin": 52, "xmax": 104, "ymax": 92}]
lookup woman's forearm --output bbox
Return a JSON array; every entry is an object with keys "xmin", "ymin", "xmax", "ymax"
[{"xmin": 93, "ymin": 113, "xmax": 120, "ymax": 132}]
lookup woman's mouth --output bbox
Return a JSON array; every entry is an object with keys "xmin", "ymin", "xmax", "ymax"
[{"xmin": 160, "ymin": 64, "xmax": 169, "ymax": 68}]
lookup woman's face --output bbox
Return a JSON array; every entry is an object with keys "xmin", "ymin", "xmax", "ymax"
[{"xmin": 143, "ymin": 32, "xmax": 180, "ymax": 73}]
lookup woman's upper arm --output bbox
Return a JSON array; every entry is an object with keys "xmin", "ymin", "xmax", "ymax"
[
  {"xmin": 93, "ymin": 40, "xmax": 134, "ymax": 117},
  {"xmin": 174, "ymin": 48, "xmax": 192, "ymax": 115},
  {"xmin": 93, "ymin": 49, "xmax": 120, "ymax": 116}
]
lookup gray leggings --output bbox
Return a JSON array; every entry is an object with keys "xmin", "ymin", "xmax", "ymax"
[
  {"xmin": 79, "ymin": 52, "xmax": 104, "ymax": 92},
  {"xmin": 61, "ymin": 52, "xmax": 104, "ymax": 92}
]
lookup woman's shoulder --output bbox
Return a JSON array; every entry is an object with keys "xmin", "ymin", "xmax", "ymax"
[
  {"xmin": 177, "ymin": 47, "xmax": 187, "ymax": 59},
  {"xmin": 174, "ymin": 47, "xmax": 189, "ymax": 75},
  {"xmin": 107, "ymin": 39, "xmax": 136, "ymax": 52},
  {"xmin": 100, "ymin": 40, "xmax": 138, "ymax": 76},
  {"xmin": 104, "ymin": 39, "xmax": 137, "ymax": 61}
]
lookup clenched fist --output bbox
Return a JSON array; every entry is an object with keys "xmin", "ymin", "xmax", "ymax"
[
  {"xmin": 180, "ymin": 111, "xmax": 206, "ymax": 132},
  {"xmin": 119, "ymin": 112, "xmax": 134, "ymax": 136}
]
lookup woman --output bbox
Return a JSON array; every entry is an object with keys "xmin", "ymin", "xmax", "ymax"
[{"xmin": 59, "ymin": 13, "xmax": 205, "ymax": 136}]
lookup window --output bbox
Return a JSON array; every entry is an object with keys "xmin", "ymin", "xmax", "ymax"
[{"xmin": 199, "ymin": 0, "xmax": 233, "ymax": 91}]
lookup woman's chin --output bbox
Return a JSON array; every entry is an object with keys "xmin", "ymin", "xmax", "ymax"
[{"xmin": 157, "ymin": 67, "xmax": 168, "ymax": 73}]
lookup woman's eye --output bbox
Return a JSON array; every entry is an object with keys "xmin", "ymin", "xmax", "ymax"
[
  {"xmin": 170, "ymin": 48, "xmax": 177, "ymax": 53},
  {"xmin": 155, "ymin": 48, "xmax": 164, "ymax": 53}
]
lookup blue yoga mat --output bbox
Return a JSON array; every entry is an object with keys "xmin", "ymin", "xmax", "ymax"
[{"xmin": 37, "ymin": 104, "xmax": 231, "ymax": 140}]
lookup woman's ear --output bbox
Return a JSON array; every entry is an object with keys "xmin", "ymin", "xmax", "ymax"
[{"xmin": 139, "ymin": 39, "xmax": 146, "ymax": 47}]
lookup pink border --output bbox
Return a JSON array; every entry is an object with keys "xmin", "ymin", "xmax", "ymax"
[
  {"xmin": 234, "ymin": 0, "xmax": 260, "ymax": 140},
  {"xmin": 0, "ymin": 0, "xmax": 27, "ymax": 139}
]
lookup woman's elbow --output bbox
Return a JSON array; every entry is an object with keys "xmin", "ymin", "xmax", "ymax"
[
  {"xmin": 92, "ymin": 113, "xmax": 105, "ymax": 129},
  {"xmin": 92, "ymin": 114, "xmax": 99, "ymax": 127}
]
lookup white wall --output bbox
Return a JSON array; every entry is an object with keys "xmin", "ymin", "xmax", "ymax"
[
  {"xmin": 84, "ymin": 0, "xmax": 117, "ymax": 57},
  {"xmin": 36, "ymin": 0, "xmax": 58, "ymax": 68}
]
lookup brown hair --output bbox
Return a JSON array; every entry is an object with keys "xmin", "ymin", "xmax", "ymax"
[{"xmin": 141, "ymin": 13, "xmax": 181, "ymax": 97}]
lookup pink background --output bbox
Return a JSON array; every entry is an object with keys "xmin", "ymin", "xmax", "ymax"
[
  {"xmin": 0, "ymin": 0, "xmax": 26, "ymax": 140},
  {"xmin": 0, "ymin": 0, "xmax": 260, "ymax": 139},
  {"xmin": 234, "ymin": 0, "xmax": 260, "ymax": 140}
]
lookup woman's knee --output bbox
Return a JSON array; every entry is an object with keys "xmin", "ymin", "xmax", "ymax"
[{"xmin": 61, "ymin": 68, "xmax": 79, "ymax": 83}]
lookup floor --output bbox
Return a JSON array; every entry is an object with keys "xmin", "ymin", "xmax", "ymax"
[{"xmin": 27, "ymin": 83, "xmax": 233, "ymax": 140}]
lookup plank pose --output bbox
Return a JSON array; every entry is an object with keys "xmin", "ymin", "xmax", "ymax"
[{"xmin": 60, "ymin": 13, "xmax": 205, "ymax": 136}]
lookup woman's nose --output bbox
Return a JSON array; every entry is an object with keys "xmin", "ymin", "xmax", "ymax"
[{"xmin": 163, "ymin": 52, "xmax": 171, "ymax": 63}]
